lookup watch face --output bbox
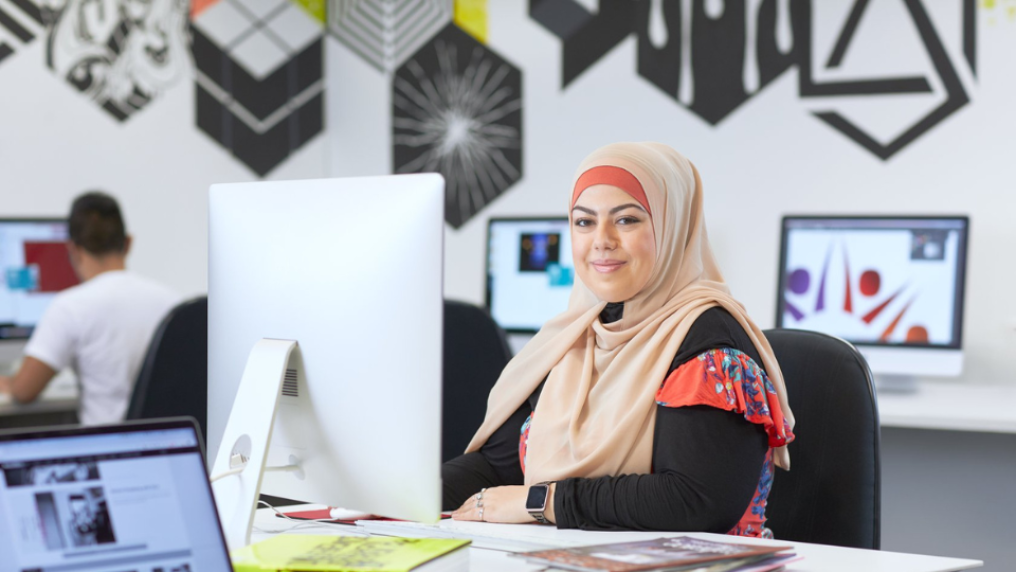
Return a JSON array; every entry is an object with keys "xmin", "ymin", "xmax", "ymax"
[{"xmin": 526, "ymin": 484, "xmax": 549, "ymax": 510}]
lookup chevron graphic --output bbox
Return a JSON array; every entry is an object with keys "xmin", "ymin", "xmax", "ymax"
[
  {"xmin": 329, "ymin": 0, "xmax": 452, "ymax": 73},
  {"xmin": 192, "ymin": 0, "xmax": 325, "ymax": 176}
]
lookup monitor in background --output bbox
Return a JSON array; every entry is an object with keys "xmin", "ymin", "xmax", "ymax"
[
  {"xmin": 207, "ymin": 175, "xmax": 444, "ymax": 548},
  {"xmin": 0, "ymin": 419, "xmax": 232, "ymax": 571},
  {"xmin": 486, "ymin": 217, "xmax": 574, "ymax": 334},
  {"xmin": 776, "ymin": 216, "xmax": 969, "ymax": 388},
  {"xmin": 0, "ymin": 219, "xmax": 79, "ymax": 364}
]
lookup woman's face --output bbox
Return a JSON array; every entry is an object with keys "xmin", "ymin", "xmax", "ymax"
[{"xmin": 571, "ymin": 184, "xmax": 657, "ymax": 303}]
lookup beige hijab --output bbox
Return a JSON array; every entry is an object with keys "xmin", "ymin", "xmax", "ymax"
[{"xmin": 466, "ymin": 142, "xmax": 795, "ymax": 484}]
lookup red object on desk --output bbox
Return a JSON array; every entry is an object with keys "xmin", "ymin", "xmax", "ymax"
[
  {"xmin": 277, "ymin": 509, "xmax": 393, "ymax": 524},
  {"xmin": 278, "ymin": 509, "xmax": 453, "ymax": 524}
]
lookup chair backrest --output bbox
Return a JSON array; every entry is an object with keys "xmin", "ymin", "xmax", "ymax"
[
  {"xmin": 762, "ymin": 328, "xmax": 881, "ymax": 549},
  {"xmin": 127, "ymin": 297, "xmax": 208, "ymax": 445},
  {"xmin": 442, "ymin": 300, "xmax": 513, "ymax": 462}
]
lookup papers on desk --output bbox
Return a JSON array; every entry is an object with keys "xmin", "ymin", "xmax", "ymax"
[
  {"xmin": 512, "ymin": 536, "xmax": 796, "ymax": 572},
  {"xmin": 356, "ymin": 520, "xmax": 591, "ymax": 553},
  {"xmin": 231, "ymin": 534, "xmax": 470, "ymax": 572}
]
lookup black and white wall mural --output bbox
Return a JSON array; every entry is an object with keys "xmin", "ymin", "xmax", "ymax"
[
  {"xmin": 392, "ymin": 23, "xmax": 523, "ymax": 229},
  {"xmin": 328, "ymin": 0, "xmax": 453, "ymax": 72},
  {"xmin": 191, "ymin": 0, "xmax": 325, "ymax": 176},
  {"xmin": 0, "ymin": 0, "xmax": 190, "ymax": 121},
  {"xmin": 530, "ymin": 0, "xmax": 977, "ymax": 160}
]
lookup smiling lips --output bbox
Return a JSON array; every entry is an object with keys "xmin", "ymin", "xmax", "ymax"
[{"xmin": 591, "ymin": 259, "xmax": 626, "ymax": 273}]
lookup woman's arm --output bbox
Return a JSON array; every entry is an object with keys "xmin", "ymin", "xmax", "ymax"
[
  {"xmin": 441, "ymin": 400, "xmax": 530, "ymax": 510},
  {"xmin": 553, "ymin": 404, "xmax": 768, "ymax": 532}
]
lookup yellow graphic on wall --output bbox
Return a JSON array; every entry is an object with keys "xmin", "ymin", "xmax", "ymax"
[
  {"xmin": 982, "ymin": 0, "xmax": 1016, "ymax": 24},
  {"xmin": 455, "ymin": 0, "xmax": 487, "ymax": 44},
  {"xmin": 291, "ymin": 0, "xmax": 326, "ymax": 25}
]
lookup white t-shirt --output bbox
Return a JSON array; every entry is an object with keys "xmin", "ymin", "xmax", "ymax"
[{"xmin": 24, "ymin": 270, "xmax": 181, "ymax": 425}]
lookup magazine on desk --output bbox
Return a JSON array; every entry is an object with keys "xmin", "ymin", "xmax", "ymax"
[
  {"xmin": 512, "ymin": 536, "xmax": 795, "ymax": 572},
  {"xmin": 230, "ymin": 535, "xmax": 471, "ymax": 572}
]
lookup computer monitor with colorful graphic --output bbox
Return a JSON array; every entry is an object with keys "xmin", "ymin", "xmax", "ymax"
[
  {"xmin": 486, "ymin": 217, "xmax": 575, "ymax": 333},
  {"xmin": 776, "ymin": 216, "xmax": 969, "ymax": 380},
  {"xmin": 0, "ymin": 219, "xmax": 79, "ymax": 362}
]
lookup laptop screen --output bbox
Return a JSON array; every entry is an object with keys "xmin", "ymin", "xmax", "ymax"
[{"xmin": 0, "ymin": 420, "xmax": 232, "ymax": 572}]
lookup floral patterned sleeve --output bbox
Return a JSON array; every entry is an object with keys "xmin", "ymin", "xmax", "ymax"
[{"xmin": 655, "ymin": 348, "xmax": 796, "ymax": 539}]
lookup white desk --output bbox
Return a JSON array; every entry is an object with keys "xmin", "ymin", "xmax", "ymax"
[
  {"xmin": 876, "ymin": 381, "xmax": 1016, "ymax": 433},
  {"xmin": 250, "ymin": 506, "xmax": 982, "ymax": 572},
  {"xmin": 0, "ymin": 369, "xmax": 78, "ymax": 418}
]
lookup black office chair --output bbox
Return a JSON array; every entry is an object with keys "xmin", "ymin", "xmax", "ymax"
[
  {"xmin": 126, "ymin": 296, "xmax": 208, "ymax": 446},
  {"xmin": 762, "ymin": 328, "xmax": 881, "ymax": 549},
  {"xmin": 442, "ymin": 300, "xmax": 513, "ymax": 462}
]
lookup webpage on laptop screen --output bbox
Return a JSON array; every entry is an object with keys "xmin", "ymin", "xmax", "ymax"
[{"xmin": 0, "ymin": 428, "xmax": 230, "ymax": 572}]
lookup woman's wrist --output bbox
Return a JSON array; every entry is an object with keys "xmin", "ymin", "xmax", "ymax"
[{"xmin": 544, "ymin": 482, "xmax": 557, "ymax": 524}]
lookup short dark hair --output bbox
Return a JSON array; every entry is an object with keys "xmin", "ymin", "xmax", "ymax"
[{"xmin": 68, "ymin": 191, "xmax": 127, "ymax": 256}]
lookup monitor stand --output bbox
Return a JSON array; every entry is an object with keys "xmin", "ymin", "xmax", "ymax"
[
  {"xmin": 210, "ymin": 338, "xmax": 302, "ymax": 550},
  {"xmin": 875, "ymin": 374, "xmax": 920, "ymax": 394}
]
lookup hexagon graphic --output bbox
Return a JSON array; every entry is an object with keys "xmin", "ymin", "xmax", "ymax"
[
  {"xmin": 393, "ymin": 23, "xmax": 523, "ymax": 229},
  {"xmin": 192, "ymin": 0, "xmax": 325, "ymax": 176},
  {"xmin": 329, "ymin": 0, "xmax": 452, "ymax": 73},
  {"xmin": 13, "ymin": 0, "xmax": 191, "ymax": 121}
]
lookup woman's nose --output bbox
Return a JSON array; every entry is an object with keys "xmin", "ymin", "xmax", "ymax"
[{"xmin": 593, "ymin": 223, "xmax": 618, "ymax": 251}]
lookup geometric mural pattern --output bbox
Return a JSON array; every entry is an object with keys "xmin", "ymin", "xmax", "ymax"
[
  {"xmin": 2, "ymin": 0, "xmax": 190, "ymax": 121},
  {"xmin": 328, "ymin": 0, "xmax": 452, "ymax": 73},
  {"xmin": 530, "ymin": 0, "xmax": 977, "ymax": 161},
  {"xmin": 393, "ymin": 23, "xmax": 523, "ymax": 229},
  {"xmin": 192, "ymin": 0, "xmax": 325, "ymax": 176},
  {"xmin": 0, "ymin": 0, "xmax": 42, "ymax": 67}
]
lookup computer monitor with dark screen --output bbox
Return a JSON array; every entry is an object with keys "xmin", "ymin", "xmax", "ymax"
[
  {"xmin": 486, "ymin": 217, "xmax": 574, "ymax": 333},
  {"xmin": 0, "ymin": 219, "xmax": 79, "ymax": 361},
  {"xmin": 776, "ymin": 216, "xmax": 968, "ymax": 382}
]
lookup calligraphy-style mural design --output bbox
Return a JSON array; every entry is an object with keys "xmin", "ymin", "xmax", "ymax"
[
  {"xmin": 393, "ymin": 23, "xmax": 523, "ymax": 228},
  {"xmin": 329, "ymin": 0, "xmax": 452, "ymax": 73},
  {"xmin": 191, "ymin": 0, "xmax": 325, "ymax": 176},
  {"xmin": 530, "ymin": 0, "xmax": 977, "ymax": 160},
  {"xmin": 3, "ymin": 0, "xmax": 190, "ymax": 120}
]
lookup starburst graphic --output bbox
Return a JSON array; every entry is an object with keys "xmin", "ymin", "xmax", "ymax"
[{"xmin": 392, "ymin": 23, "xmax": 523, "ymax": 229}]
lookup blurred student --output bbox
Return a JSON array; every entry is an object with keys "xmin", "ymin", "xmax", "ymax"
[{"xmin": 0, "ymin": 192, "xmax": 180, "ymax": 424}]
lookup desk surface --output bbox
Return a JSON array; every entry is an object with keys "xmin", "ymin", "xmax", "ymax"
[
  {"xmin": 877, "ymin": 381, "xmax": 1016, "ymax": 434},
  {"xmin": 250, "ymin": 506, "xmax": 982, "ymax": 572},
  {"xmin": 0, "ymin": 369, "xmax": 78, "ymax": 415}
]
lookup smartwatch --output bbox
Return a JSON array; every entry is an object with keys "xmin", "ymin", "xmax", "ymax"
[{"xmin": 526, "ymin": 482, "xmax": 552, "ymax": 524}]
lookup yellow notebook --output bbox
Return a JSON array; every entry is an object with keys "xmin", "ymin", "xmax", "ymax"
[{"xmin": 231, "ymin": 535, "xmax": 470, "ymax": 572}]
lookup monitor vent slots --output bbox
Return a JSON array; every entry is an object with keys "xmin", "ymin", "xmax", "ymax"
[{"xmin": 281, "ymin": 369, "xmax": 299, "ymax": 397}]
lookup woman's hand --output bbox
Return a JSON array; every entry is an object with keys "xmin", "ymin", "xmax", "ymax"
[{"xmin": 451, "ymin": 485, "xmax": 554, "ymax": 524}]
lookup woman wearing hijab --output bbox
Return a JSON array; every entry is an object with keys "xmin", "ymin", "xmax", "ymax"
[{"xmin": 442, "ymin": 142, "xmax": 794, "ymax": 538}]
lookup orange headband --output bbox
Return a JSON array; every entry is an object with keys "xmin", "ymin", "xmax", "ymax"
[{"xmin": 571, "ymin": 165, "xmax": 651, "ymax": 215}]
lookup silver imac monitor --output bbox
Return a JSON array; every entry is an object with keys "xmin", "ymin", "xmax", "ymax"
[
  {"xmin": 207, "ymin": 174, "xmax": 445, "ymax": 548},
  {"xmin": 0, "ymin": 219, "xmax": 79, "ymax": 364},
  {"xmin": 776, "ymin": 216, "xmax": 969, "ymax": 387},
  {"xmin": 485, "ymin": 217, "xmax": 574, "ymax": 334}
]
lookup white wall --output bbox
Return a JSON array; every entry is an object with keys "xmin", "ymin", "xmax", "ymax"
[
  {"xmin": 329, "ymin": 1, "xmax": 1016, "ymax": 385},
  {"xmin": 0, "ymin": 30, "xmax": 327, "ymax": 300}
]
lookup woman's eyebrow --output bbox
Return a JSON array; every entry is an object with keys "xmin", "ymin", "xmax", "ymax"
[{"xmin": 571, "ymin": 203, "xmax": 646, "ymax": 216}]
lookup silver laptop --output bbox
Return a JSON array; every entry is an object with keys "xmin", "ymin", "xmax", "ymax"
[{"xmin": 0, "ymin": 418, "xmax": 232, "ymax": 572}]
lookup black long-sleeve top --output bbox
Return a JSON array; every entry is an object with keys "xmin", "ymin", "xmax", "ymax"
[{"xmin": 441, "ymin": 305, "xmax": 770, "ymax": 532}]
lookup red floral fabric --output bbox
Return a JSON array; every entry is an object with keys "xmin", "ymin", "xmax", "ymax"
[{"xmin": 656, "ymin": 348, "xmax": 795, "ymax": 538}]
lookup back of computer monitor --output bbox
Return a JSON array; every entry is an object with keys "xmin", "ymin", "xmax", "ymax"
[
  {"xmin": 776, "ymin": 215, "xmax": 969, "ymax": 386},
  {"xmin": 208, "ymin": 175, "xmax": 444, "ymax": 535}
]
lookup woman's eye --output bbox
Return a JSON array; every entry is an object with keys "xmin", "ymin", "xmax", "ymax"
[
  {"xmin": 617, "ymin": 216, "xmax": 641, "ymax": 225},
  {"xmin": 574, "ymin": 218, "xmax": 593, "ymax": 228}
]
